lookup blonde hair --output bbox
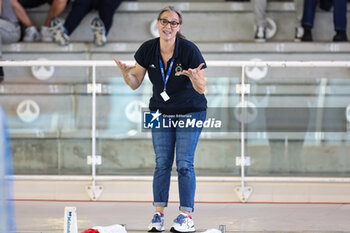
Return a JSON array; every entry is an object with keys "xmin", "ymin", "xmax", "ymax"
[{"xmin": 158, "ymin": 6, "xmax": 185, "ymax": 39}]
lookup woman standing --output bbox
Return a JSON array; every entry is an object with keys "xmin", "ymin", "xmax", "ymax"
[{"xmin": 114, "ymin": 6, "xmax": 206, "ymax": 233}]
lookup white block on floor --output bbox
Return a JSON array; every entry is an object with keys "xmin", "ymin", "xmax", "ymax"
[{"xmin": 64, "ymin": 206, "xmax": 78, "ymax": 233}]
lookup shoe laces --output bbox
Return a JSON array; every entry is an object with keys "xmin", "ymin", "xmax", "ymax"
[
  {"xmin": 91, "ymin": 18, "xmax": 105, "ymax": 29},
  {"xmin": 57, "ymin": 31, "xmax": 66, "ymax": 40},
  {"xmin": 95, "ymin": 31, "xmax": 106, "ymax": 41},
  {"xmin": 49, "ymin": 17, "xmax": 61, "ymax": 28},
  {"xmin": 152, "ymin": 213, "xmax": 163, "ymax": 223},
  {"xmin": 173, "ymin": 214, "xmax": 187, "ymax": 224},
  {"xmin": 53, "ymin": 30, "xmax": 69, "ymax": 46}
]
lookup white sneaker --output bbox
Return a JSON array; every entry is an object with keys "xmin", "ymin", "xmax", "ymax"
[
  {"xmin": 254, "ymin": 26, "xmax": 266, "ymax": 42},
  {"xmin": 49, "ymin": 17, "xmax": 69, "ymax": 46},
  {"xmin": 40, "ymin": 26, "xmax": 53, "ymax": 42},
  {"xmin": 148, "ymin": 212, "xmax": 165, "ymax": 232},
  {"xmin": 90, "ymin": 17, "xmax": 107, "ymax": 47},
  {"xmin": 23, "ymin": 26, "xmax": 40, "ymax": 42},
  {"xmin": 294, "ymin": 26, "xmax": 304, "ymax": 42},
  {"xmin": 170, "ymin": 213, "xmax": 195, "ymax": 233}
]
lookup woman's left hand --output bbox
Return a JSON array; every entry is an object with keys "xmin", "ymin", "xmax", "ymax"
[
  {"xmin": 175, "ymin": 63, "xmax": 205, "ymax": 79},
  {"xmin": 175, "ymin": 63, "xmax": 206, "ymax": 94}
]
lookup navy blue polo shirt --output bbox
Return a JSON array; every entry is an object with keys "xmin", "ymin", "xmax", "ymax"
[{"xmin": 134, "ymin": 37, "xmax": 207, "ymax": 115}]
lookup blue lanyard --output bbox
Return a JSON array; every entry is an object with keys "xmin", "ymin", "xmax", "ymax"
[{"xmin": 159, "ymin": 58, "xmax": 174, "ymax": 91}]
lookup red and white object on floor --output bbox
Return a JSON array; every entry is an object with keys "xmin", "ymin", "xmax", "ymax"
[{"xmin": 81, "ymin": 224, "xmax": 127, "ymax": 233}]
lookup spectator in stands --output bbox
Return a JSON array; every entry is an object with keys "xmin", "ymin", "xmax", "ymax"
[
  {"xmin": 302, "ymin": 0, "xmax": 348, "ymax": 41},
  {"xmin": 49, "ymin": 0, "xmax": 122, "ymax": 47},
  {"xmin": 114, "ymin": 6, "xmax": 207, "ymax": 233},
  {"xmin": 0, "ymin": 0, "xmax": 21, "ymax": 82},
  {"xmin": 252, "ymin": 0, "xmax": 305, "ymax": 42},
  {"xmin": 10, "ymin": 0, "xmax": 69, "ymax": 42}
]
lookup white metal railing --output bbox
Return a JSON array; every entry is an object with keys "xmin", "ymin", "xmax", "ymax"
[
  {"xmin": 1, "ymin": 60, "xmax": 350, "ymax": 202},
  {"xmin": 2, "ymin": 60, "xmax": 350, "ymax": 67},
  {"xmin": 12, "ymin": 175, "xmax": 350, "ymax": 183}
]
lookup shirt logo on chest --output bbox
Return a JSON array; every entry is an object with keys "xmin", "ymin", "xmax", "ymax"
[
  {"xmin": 149, "ymin": 64, "xmax": 156, "ymax": 68},
  {"xmin": 175, "ymin": 64, "xmax": 182, "ymax": 74}
]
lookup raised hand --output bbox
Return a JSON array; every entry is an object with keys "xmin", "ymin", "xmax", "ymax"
[
  {"xmin": 113, "ymin": 58, "xmax": 136, "ymax": 76},
  {"xmin": 175, "ymin": 63, "xmax": 206, "ymax": 94},
  {"xmin": 113, "ymin": 58, "xmax": 147, "ymax": 90},
  {"xmin": 175, "ymin": 63, "xmax": 205, "ymax": 79}
]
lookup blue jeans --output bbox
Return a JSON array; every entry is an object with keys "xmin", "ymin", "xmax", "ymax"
[
  {"xmin": 151, "ymin": 110, "xmax": 206, "ymax": 212},
  {"xmin": 302, "ymin": 0, "xmax": 347, "ymax": 31}
]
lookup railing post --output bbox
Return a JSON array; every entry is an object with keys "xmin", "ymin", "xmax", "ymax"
[
  {"xmin": 86, "ymin": 64, "xmax": 103, "ymax": 200},
  {"xmin": 234, "ymin": 65, "xmax": 253, "ymax": 202},
  {"xmin": 92, "ymin": 64, "xmax": 97, "ymax": 187}
]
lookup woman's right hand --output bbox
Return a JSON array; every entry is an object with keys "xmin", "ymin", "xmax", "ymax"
[{"xmin": 113, "ymin": 58, "xmax": 136, "ymax": 76}]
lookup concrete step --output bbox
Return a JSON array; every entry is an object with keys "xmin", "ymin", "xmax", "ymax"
[
  {"xmin": 3, "ymin": 42, "xmax": 350, "ymax": 82},
  {"xmin": 23, "ymin": 1, "xmax": 350, "ymax": 42}
]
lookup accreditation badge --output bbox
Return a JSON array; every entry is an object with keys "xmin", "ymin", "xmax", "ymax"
[{"xmin": 160, "ymin": 90, "xmax": 170, "ymax": 102}]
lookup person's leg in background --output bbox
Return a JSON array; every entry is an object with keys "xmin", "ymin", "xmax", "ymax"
[
  {"xmin": 332, "ymin": 0, "xmax": 348, "ymax": 41},
  {"xmin": 0, "ymin": 19, "xmax": 21, "ymax": 82},
  {"xmin": 44, "ymin": 0, "xmax": 68, "ymax": 27},
  {"xmin": 90, "ymin": 0, "xmax": 122, "ymax": 46},
  {"xmin": 41, "ymin": 0, "xmax": 69, "ymax": 42},
  {"xmin": 11, "ymin": 0, "xmax": 34, "ymax": 29},
  {"xmin": 301, "ymin": 0, "xmax": 317, "ymax": 41},
  {"xmin": 12, "ymin": 0, "xmax": 68, "ymax": 42},
  {"xmin": 49, "ymin": 0, "xmax": 92, "ymax": 46},
  {"xmin": 10, "ymin": 0, "xmax": 45, "ymax": 41},
  {"xmin": 63, "ymin": 0, "xmax": 92, "ymax": 35},
  {"xmin": 97, "ymin": 0, "xmax": 122, "ymax": 35},
  {"xmin": 294, "ymin": 0, "xmax": 304, "ymax": 41},
  {"xmin": 252, "ymin": 0, "xmax": 267, "ymax": 42}
]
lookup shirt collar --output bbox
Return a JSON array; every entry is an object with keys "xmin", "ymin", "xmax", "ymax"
[{"xmin": 156, "ymin": 37, "xmax": 180, "ymax": 59}]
